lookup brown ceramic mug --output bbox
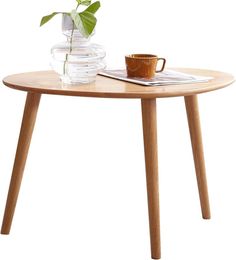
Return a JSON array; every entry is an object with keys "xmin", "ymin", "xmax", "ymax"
[{"xmin": 125, "ymin": 54, "xmax": 166, "ymax": 79}]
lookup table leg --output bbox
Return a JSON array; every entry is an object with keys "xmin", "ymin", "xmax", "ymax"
[
  {"xmin": 141, "ymin": 98, "xmax": 161, "ymax": 259},
  {"xmin": 1, "ymin": 92, "xmax": 41, "ymax": 234},
  {"xmin": 184, "ymin": 95, "xmax": 211, "ymax": 219}
]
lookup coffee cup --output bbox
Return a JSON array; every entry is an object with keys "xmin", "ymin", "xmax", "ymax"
[{"xmin": 125, "ymin": 54, "xmax": 166, "ymax": 79}]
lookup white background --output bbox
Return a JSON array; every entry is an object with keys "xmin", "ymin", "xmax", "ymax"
[{"xmin": 0, "ymin": 0, "xmax": 236, "ymax": 259}]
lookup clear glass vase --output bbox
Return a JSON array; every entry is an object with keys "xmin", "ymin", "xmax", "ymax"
[{"xmin": 51, "ymin": 14, "xmax": 106, "ymax": 84}]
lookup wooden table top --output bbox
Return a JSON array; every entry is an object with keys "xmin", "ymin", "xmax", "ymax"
[{"xmin": 2, "ymin": 68, "xmax": 234, "ymax": 98}]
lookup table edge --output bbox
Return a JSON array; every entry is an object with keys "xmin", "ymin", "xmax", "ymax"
[{"xmin": 2, "ymin": 69, "xmax": 235, "ymax": 99}]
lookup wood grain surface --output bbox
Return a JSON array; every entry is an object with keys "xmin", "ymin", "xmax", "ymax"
[
  {"xmin": 142, "ymin": 99, "xmax": 161, "ymax": 259},
  {"xmin": 1, "ymin": 92, "xmax": 41, "ymax": 234},
  {"xmin": 185, "ymin": 95, "xmax": 211, "ymax": 219},
  {"xmin": 2, "ymin": 68, "xmax": 234, "ymax": 98}
]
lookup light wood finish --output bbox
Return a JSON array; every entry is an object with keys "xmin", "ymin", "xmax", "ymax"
[
  {"xmin": 185, "ymin": 95, "xmax": 211, "ymax": 219},
  {"xmin": 2, "ymin": 68, "xmax": 234, "ymax": 98},
  {"xmin": 141, "ymin": 99, "xmax": 160, "ymax": 259},
  {"xmin": 1, "ymin": 69, "xmax": 234, "ymax": 258},
  {"xmin": 1, "ymin": 92, "xmax": 41, "ymax": 234}
]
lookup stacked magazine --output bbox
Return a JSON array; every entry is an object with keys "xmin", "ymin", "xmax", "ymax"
[{"xmin": 99, "ymin": 69, "xmax": 212, "ymax": 86}]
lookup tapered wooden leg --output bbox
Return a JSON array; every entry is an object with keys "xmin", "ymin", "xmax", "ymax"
[
  {"xmin": 141, "ymin": 98, "xmax": 160, "ymax": 259},
  {"xmin": 185, "ymin": 95, "xmax": 211, "ymax": 219},
  {"xmin": 1, "ymin": 92, "xmax": 41, "ymax": 234}
]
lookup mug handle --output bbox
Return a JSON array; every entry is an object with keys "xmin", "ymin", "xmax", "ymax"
[{"xmin": 156, "ymin": 58, "xmax": 166, "ymax": 73}]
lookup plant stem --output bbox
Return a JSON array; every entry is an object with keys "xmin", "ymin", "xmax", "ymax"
[
  {"xmin": 63, "ymin": 4, "xmax": 80, "ymax": 78},
  {"xmin": 63, "ymin": 23, "xmax": 75, "ymax": 76}
]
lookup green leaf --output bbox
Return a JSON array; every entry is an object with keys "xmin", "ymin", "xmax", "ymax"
[
  {"xmin": 84, "ymin": 1, "xmax": 100, "ymax": 14},
  {"xmin": 76, "ymin": 0, "xmax": 91, "ymax": 6},
  {"xmin": 71, "ymin": 10, "xmax": 97, "ymax": 38},
  {"xmin": 40, "ymin": 12, "xmax": 64, "ymax": 26},
  {"xmin": 79, "ymin": 11, "xmax": 97, "ymax": 36}
]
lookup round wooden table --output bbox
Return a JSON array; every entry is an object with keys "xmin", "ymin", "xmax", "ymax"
[{"xmin": 1, "ymin": 68, "xmax": 234, "ymax": 259}]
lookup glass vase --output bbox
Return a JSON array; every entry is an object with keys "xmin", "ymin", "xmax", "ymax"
[{"xmin": 51, "ymin": 14, "xmax": 106, "ymax": 84}]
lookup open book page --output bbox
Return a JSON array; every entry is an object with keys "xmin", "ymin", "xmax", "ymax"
[{"xmin": 99, "ymin": 69, "xmax": 213, "ymax": 86}]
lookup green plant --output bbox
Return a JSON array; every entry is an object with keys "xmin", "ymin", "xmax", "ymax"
[
  {"xmin": 40, "ymin": 0, "xmax": 101, "ymax": 78},
  {"xmin": 40, "ymin": 0, "xmax": 101, "ymax": 38}
]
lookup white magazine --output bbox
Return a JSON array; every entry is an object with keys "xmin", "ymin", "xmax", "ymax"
[{"xmin": 99, "ymin": 69, "xmax": 212, "ymax": 86}]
